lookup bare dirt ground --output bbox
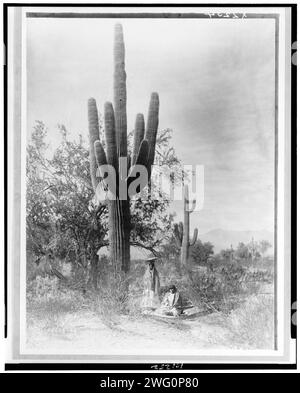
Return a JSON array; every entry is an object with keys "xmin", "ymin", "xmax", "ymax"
[
  {"xmin": 26, "ymin": 286, "xmax": 274, "ymax": 355},
  {"xmin": 26, "ymin": 311, "xmax": 232, "ymax": 355}
]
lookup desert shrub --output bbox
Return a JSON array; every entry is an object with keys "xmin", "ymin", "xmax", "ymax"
[
  {"xmin": 26, "ymin": 276, "xmax": 87, "ymax": 336},
  {"xmin": 26, "ymin": 253, "xmax": 39, "ymax": 281},
  {"xmin": 213, "ymin": 294, "xmax": 274, "ymax": 349},
  {"xmin": 191, "ymin": 240, "xmax": 214, "ymax": 266},
  {"xmin": 183, "ymin": 264, "xmax": 265, "ymax": 313},
  {"xmin": 126, "ymin": 258, "xmax": 274, "ymax": 317},
  {"xmin": 158, "ymin": 258, "xmax": 183, "ymax": 286},
  {"xmin": 27, "ymin": 276, "xmax": 86, "ymax": 316},
  {"xmin": 244, "ymin": 268, "xmax": 274, "ymax": 285},
  {"xmin": 93, "ymin": 272, "xmax": 130, "ymax": 327},
  {"xmin": 259, "ymin": 256, "xmax": 274, "ymax": 271},
  {"xmin": 126, "ymin": 261, "xmax": 149, "ymax": 317}
]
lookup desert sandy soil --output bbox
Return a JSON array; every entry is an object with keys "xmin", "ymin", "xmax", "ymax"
[{"xmin": 26, "ymin": 311, "xmax": 232, "ymax": 355}]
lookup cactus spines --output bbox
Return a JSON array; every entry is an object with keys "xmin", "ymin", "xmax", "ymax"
[
  {"xmin": 174, "ymin": 184, "xmax": 198, "ymax": 266},
  {"xmin": 88, "ymin": 23, "xmax": 159, "ymax": 273}
]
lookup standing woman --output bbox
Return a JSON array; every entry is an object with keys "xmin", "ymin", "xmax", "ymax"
[{"xmin": 141, "ymin": 256, "xmax": 160, "ymax": 310}]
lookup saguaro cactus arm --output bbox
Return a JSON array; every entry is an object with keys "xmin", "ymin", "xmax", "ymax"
[
  {"xmin": 189, "ymin": 228, "xmax": 198, "ymax": 246},
  {"xmin": 94, "ymin": 140, "xmax": 107, "ymax": 166},
  {"xmin": 104, "ymin": 102, "xmax": 118, "ymax": 170},
  {"xmin": 132, "ymin": 114, "xmax": 145, "ymax": 166},
  {"xmin": 88, "ymin": 98, "xmax": 101, "ymax": 191},
  {"xmin": 145, "ymin": 92, "xmax": 159, "ymax": 175},
  {"xmin": 127, "ymin": 139, "xmax": 150, "ymax": 194},
  {"xmin": 134, "ymin": 140, "xmax": 150, "ymax": 168}
]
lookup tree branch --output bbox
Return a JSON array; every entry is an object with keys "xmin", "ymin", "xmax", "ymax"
[{"xmin": 130, "ymin": 241, "xmax": 160, "ymax": 257}]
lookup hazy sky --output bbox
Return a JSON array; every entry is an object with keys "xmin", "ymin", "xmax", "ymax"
[{"xmin": 27, "ymin": 17, "xmax": 275, "ymax": 234}]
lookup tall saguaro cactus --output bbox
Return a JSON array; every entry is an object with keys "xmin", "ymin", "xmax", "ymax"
[
  {"xmin": 174, "ymin": 184, "xmax": 198, "ymax": 266},
  {"xmin": 88, "ymin": 24, "xmax": 159, "ymax": 273}
]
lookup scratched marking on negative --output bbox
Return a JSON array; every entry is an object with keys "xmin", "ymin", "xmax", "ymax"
[
  {"xmin": 151, "ymin": 363, "xmax": 183, "ymax": 370},
  {"xmin": 204, "ymin": 12, "xmax": 247, "ymax": 19}
]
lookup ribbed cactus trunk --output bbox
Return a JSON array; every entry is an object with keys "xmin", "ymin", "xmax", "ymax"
[
  {"xmin": 181, "ymin": 194, "xmax": 191, "ymax": 265},
  {"xmin": 109, "ymin": 199, "xmax": 130, "ymax": 273},
  {"xmin": 110, "ymin": 23, "xmax": 130, "ymax": 272},
  {"xmin": 88, "ymin": 24, "xmax": 159, "ymax": 273},
  {"xmin": 174, "ymin": 185, "xmax": 198, "ymax": 266}
]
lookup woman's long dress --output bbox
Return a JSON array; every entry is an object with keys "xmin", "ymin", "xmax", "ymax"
[{"xmin": 141, "ymin": 266, "xmax": 160, "ymax": 309}]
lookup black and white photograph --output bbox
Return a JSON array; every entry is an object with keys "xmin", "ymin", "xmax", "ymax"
[{"xmin": 3, "ymin": 3, "xmax": 297, "ymax": 370}]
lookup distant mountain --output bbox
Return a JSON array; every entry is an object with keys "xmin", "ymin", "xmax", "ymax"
[{"xmin": 199, "ymin": 229, "xmax": 274, "ymax": 254}]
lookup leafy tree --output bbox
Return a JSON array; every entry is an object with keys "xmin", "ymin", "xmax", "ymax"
[
  {"xmin": 130, "ymin": 197, "xmax": 175, "ymax": 256},
  {"xmin": 234, "ymin": 240, "xmax": 265, "ymax": 264},
  {"xmin": 159, "ymin": 234, "xmax": 181, "ymax": 260},
  {"xmin": 26, "ymin": 121, "xmax": 55, "ymax": 257},
  {"xmin": 26, "ymin": 122, "xmax": 180, "ymax": 286},
  {"xmin": 234, "ymin": 242, "xmax": 250, "ymax": 261},
  {"xmin": 27, "ymin": 122, "xmax": 108, "ymax": 288},
  {"xmin": 49, "ymin": 126, "xmax": 108, "ymax": 287}
]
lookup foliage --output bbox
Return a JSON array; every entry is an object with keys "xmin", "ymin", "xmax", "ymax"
[
  {"xmin": 191, "ymin": 240, "xmax": 214, "ymax": 266},
  {"xmin": 217, "ymin": 239, "xmax": 273, "ymax": 267},
  {"xmin": 258, "ymin": 240, "xmax": 272, "ymax": 256},
  {"xmin": 129, "ymin": 128, "xmax": 182, "ymax": 256},
  {"xmin": 130, "ymin": 195, "xmax": 175, "ymax": 256},
  {"xmin": 184, "ymin": 264, "xmax": 248, "ymax": 312},
  {"xmin": 159, "ymin": 260, "xmax": 272, "ymax": 314},
  {"xmin": 26, "ymin": 121, "xmax": 55, "ymax": 257},
  {"xmin": 94, "ymin": 272, "xmax": 130, "ymax": 327},
  {"xmin": 26, "ymin": 122, "xmax": 107, "ymax": 269},
  {"xmin": 27, "ymin": 276, "xmax": 86, "ymax": 314},
  {"xmin": 27, "ymin": 122, "xmax": 179, "ymax": 282},
  {"xmin": 159, "ymin": 235, "xmax": 181, "ymax": 260},
  {"xmin": 212, "ymin": 295, "xmax": 274, "ymax": 349},
  {"xmin": 234, "ymin": 242, "xmax": 250, "ymax": 260}
]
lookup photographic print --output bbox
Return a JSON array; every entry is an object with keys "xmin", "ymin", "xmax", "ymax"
[{"xmin": 4, "ymin": 4, "xmax": 296, "ymax": 368}]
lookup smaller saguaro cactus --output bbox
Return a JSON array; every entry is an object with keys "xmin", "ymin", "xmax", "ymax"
[{"xmin": 174, "ymin": 184, "xmax": 198, "ymax": 266}]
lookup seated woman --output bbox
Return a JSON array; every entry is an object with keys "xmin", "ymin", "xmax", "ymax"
[{"xmin": 159, "ymin": 284, "xmax": 183, "ymax": 317}]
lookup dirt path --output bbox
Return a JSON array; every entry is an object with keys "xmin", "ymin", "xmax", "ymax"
[{"xmin": 26, "ymin": 311, "xmax": 230, "ymax": 355}]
